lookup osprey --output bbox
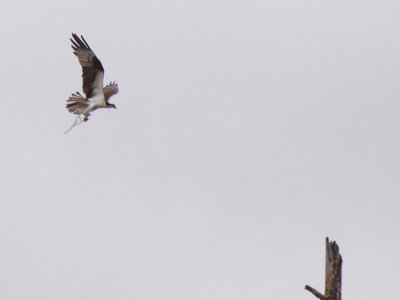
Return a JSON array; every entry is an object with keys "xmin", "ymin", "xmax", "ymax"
[{"xmin": 65, "ymin": 33, "xmax": 119, "ymax": 133}]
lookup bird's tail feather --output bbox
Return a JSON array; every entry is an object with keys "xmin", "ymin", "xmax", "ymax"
[{"xmin": 66, "ymin": 92, "xmax": 89, "ymax": 115}]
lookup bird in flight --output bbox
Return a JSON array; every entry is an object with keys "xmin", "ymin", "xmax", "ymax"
[{"xmin": 65, "ymin": 33, "xmax": 119, "ymax": 133}]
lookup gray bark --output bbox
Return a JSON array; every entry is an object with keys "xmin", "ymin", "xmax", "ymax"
[{"xmin": 305, "ymin": 237, "xmax": 343, "ymax": 300}]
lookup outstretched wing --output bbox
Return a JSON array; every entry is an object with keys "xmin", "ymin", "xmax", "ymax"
[
  {"xmin": 70, "ymin": 33, "xmax": 104, "ymax": 99},
  {"xmin": 103, "ymin": 81, "xmax": 119, "ymax": 100}
]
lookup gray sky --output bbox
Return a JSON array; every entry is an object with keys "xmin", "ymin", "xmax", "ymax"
[{"xmin": 0, "ymin": 0, "xmax": 399, "ymax": 299}]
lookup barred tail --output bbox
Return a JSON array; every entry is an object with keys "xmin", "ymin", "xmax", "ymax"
[{"xmin": 66, "ymin": 92, "xmax": 89, "ymax": 116}]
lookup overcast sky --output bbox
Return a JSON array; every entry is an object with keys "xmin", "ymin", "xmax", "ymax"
[{"xmin": 0, "ymin": 0, "xmax": 399, "ymax": 299}]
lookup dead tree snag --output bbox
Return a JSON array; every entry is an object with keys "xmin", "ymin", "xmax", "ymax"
[{"xmin": 305, "ymin": 237, "xmax": 343, "ymax": 300}]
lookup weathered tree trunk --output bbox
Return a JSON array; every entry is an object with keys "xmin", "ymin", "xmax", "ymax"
[{"xmin": 305, "ymin": 237, "xmax": 343, "ymax": 300}]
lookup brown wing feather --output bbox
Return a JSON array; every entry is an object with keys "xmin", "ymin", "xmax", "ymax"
[
  {"xmin": 103, "ymin": 81, "xmax": 119, "ymax": 100},
  {"xmin": 70, "ymin": 33, "xmax": 104, "ymax": 99}
]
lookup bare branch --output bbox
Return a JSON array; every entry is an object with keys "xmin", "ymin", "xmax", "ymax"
[{"xmin": 305, "ymin": 285, "xmax": 326, "ymax": 300}]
